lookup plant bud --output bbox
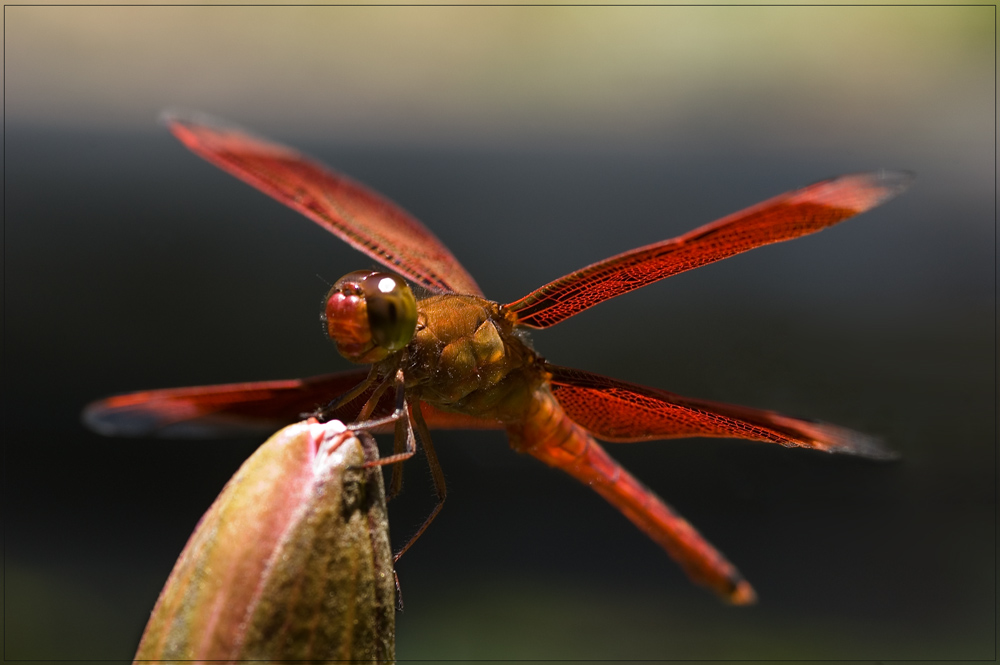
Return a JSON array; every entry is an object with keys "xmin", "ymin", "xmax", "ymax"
[{"xmin": 134, "ymin": 419, "xmax": 394, "ymax": 663}]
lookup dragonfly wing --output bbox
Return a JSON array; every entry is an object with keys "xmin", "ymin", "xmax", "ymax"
[
  {"xmin": 83, "ymin": 370, "xmax": 374, "ymax": 438},
  {"xmin": 83, "ymin": 370, "xmax": 501, "ymax": 438},
  {"xmin": 507, "ymin": 171, "xmax": 912, "ymax": 328},
  {"xmin": 165, "ymin": 112, "xmax": 482, "ymax": 296},
  {"xmin": 547, "ymin": 364, "xmax": 896, "ymax": 459}
]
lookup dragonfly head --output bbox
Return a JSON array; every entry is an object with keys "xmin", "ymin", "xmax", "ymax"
[{"xmin": 322, "ymin": 270, "xmax": 417, "ymax": 364}]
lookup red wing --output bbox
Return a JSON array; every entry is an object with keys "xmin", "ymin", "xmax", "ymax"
[
  {"xmin": 83, "ymin": 370, "xmax": 501, "ymax": 438},
  {"xmin": 547, "ymin": 365, "xmax": 896, "ymax": 459},
  {"xmin": 164, "ymin": 112, "xmax": 482, "ymax": 296},
  {"xmin": 507, "ymin": 171, "xmax": 912, "ymax": 328}
]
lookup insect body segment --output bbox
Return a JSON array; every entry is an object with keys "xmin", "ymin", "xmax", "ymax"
[
  {"xmin": 403, "ymin": 295, "xmax": 543, "ymax": 424},
  {"xmin": 508, "ymin": 387, "xmax": 756, "ymax": 604}
]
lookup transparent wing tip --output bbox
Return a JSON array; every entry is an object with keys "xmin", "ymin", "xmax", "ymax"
[
  {"xmin": 82, "ymin": 400, "xmax": 157, "ymax": 437},
  {"xmin": 160, "ymin": 108, "xmax": 297, "ymax": 160},
  {"xmin": 870, "ymin": 169, "xmax": 916, "ymax": 198},
  {"xmin": 840, "ymin": 169, "xmax": 915, "ymax": 211},
  {"xmin": 83, "ymin": 399, "xmax": 277, "ymax": 439},
  {"xmin": 159, "ymin": 108, "xmax": 234, "ymax": 132},
  {"xmin": 816, "ymin": 423, "xmax": 900, "ymax": 461},
  {"xmin": 791, "ymin": 170, "xmax": 914, "ymax": 213}
]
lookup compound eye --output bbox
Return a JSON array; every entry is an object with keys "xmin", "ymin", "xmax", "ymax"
[
  {"xmin": 332, "ymin": 270, "xmax": 374, "ymax": 294},
  {"xmin": 360, "ymin": 273, "xmax": 417, "ymax": 351}
]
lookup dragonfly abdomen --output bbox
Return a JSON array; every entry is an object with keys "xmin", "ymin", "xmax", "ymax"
[{"xmin": 507, "ymin": 388, "xmax": 756, "ymax": 604}]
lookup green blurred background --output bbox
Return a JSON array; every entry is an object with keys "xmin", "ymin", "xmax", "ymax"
[{"xmin": 5, "ymin": 4, "xmax": 994, "ymax": 661}]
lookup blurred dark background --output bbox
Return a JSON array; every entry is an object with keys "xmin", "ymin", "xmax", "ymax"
[{"xmin": 4, "ymin": 5, "xmax": 994, "ymax": 661}]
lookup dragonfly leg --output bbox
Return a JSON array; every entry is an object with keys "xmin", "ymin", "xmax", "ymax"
[
  {"xmin": 387, "ymin": 370, "xmax": 408, "ymax": 500},
  {"xmin": 359, "ymin": 370, "xmax": 418, "ymax": 468},
  {"xmin": 387, "ymin": 414, "xmax": 406, "ymax": 501},
  {"xmin": 357, "ymin": 426, "xmax": 407, "ymax": 611},
  {"xmin": 316, "ymin": 366, "xmax": 380, "ymax": 421},
  {"xmin": 350, "ymin": 370, "xmax": 417, "ymax": 469},
  {"xmin": 355, "ymin": 374, "xmax": 394, "ymax": 423},
  {"xmin": 392, "ymin": 570, "xmax": 405, "ymax": 612},
  {"xmin": 393, "ymin": 401, "xmax": 447, "ymax": 563},
  {"xmin": 348, "ymin": 370, "xmax": 415, "ymax": 504},
  {"xmin": 378, "ymin": 394, "xmax": 412, "ymax": 503},
  {"xmin": 349, "ymin": 371, "xmax": 447, "ymax": 563}
]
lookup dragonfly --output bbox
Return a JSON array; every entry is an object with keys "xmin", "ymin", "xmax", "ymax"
[{"xmin": 84, "ymin": 113, "xmax": 911, "ymax": 604}]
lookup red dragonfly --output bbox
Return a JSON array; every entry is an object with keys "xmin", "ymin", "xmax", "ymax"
[{"xmin": 84, "ymin": 114, "xmax": 910, "ymax": 604}]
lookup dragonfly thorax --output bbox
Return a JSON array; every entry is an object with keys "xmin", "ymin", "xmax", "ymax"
[
  {"xmin": 404, "ymin": 294, "xmax": 544, "ymax": 423},
  {"xmin": 322, "ymin": 270, "xmax": 417, "ymax": 364}
]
